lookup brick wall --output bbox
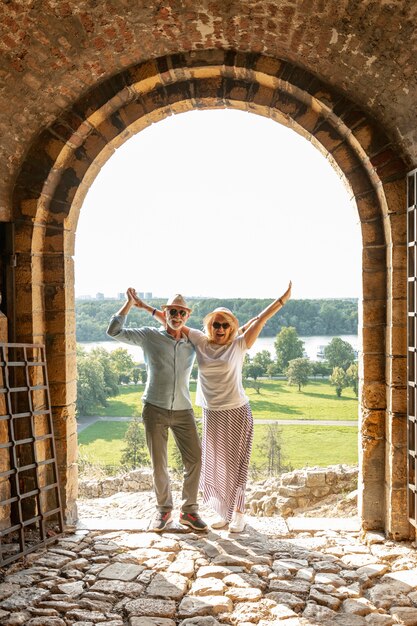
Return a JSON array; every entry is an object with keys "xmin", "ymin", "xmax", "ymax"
[{"xmin": 0, "ymin": 1, "xmax": 416, "ymax": 218}]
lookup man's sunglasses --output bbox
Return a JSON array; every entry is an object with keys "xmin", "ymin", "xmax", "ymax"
[
  {"xmin": 168, "ymin": 308, "xmax": 188, "ymax": 318},
  {"xmin": 212, "ymin": 321, "xmax": 230, "ymax": 329}
]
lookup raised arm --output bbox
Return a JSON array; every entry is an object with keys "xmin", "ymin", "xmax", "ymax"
[
  {"xmin": 238, "ymin": 317, "xmax": 258, "ymax": 335},
  {"xmin": 107, "ymin": 288, "xmax": 157, "ymax": 342},
  {"xmin": 127, "ymin": 288, "xmax": 166, "ymax": 325},
  {"xmin": 243, "ymin": 281, "xmax": 292, "ymax": 349},
  {"xmin": 114, "ymin": 288, "xmax": 137, "ymax": 316}
]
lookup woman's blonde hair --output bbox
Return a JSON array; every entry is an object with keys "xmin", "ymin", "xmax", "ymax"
[{"xmin": 203, "ymin": 307, "xmax": 239, "ymax": 344}]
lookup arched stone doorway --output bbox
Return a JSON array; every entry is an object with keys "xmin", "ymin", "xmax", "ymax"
[{"xmin": 11, "ymin": 51, "xmax": 408, "ymax": 538}]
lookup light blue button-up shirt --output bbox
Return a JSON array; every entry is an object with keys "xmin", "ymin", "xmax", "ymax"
[{"xmin": 107, "ymin": 315, "xmax": 195, "ymax": 410}]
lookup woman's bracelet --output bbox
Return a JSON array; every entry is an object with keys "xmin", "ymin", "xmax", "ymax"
[
  {"xmin": 151, "ymin": 308, "xmax": 156, "ymax": 316},
  {"xmin": 279, "ymin": 298, "xmax": 284, "ymax": 306}
]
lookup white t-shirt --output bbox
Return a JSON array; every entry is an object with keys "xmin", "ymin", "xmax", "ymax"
[{"xmin": 188, "ymin": 328, "xmax": 249, "ymax": 410}]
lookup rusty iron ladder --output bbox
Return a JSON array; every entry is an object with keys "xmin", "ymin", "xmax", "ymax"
[{"xmin": 0, "ymin": 343, "xmax": 63, "ymax": 566}]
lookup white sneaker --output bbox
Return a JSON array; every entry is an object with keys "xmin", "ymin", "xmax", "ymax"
[
  {"xmin": 211, "ymin": 515, "xmax": 228, "ymax": 529},
  {"xmin": 229, "ymin": 512, "xmax": 246, "ymax": 533}
]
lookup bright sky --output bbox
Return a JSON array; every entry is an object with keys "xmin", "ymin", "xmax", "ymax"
[{"xmin": 74, "ymin": 109, "xmax": 361, "ymax": 300}]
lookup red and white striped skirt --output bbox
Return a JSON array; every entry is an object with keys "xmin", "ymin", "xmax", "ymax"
[{"xmin": 200, "ymin": 402, "xmax": 254, "ymax": 522}]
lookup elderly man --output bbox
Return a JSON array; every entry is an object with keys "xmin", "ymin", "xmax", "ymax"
[{"xmin": 107, "ymin": 288, "xmax": 207, "ymax": 532}]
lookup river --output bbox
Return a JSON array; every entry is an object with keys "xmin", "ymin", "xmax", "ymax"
[{"xmin": 79, "ymin": 334, "xmax": 360, "ymax": 363}]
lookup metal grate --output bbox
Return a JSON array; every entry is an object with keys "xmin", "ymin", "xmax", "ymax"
[
  {"xmin": 407, "ymin": 168, "xmax": 417, "ymax": 528},
  {"xmin": 0, "ymin": 343, "xmax": 63, "ymax": 566}
]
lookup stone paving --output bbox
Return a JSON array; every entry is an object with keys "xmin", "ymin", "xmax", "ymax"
[{"xmin": 1, "ymin": 496, "xmax": 417, "ymax": 626}]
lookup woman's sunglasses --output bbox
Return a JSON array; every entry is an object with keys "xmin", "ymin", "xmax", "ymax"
[
  {"xmin": 168, "ymin": 308, "xmax": 188, "ymax": 318},
  {"xmin": 212, "ymin": 321, "xmax": 230, "ymax": 329}
]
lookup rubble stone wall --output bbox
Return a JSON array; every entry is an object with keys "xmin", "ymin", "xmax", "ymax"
[
  {"xmin": 79, "ymin": 464, "xmax": 358, "ymax": 519},
  {"xmin": 247, "ymin": 465, "xmax": 358, "ymax": 518}
]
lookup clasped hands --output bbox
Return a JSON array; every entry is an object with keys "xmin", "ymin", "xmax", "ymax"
[{"xmin": 126, "ymin": 287, "xmax": 143, "ymax": 308}]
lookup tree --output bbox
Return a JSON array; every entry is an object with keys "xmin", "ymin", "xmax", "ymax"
[
  {"xmin": 242, "ymin": 354, "xmax": 263, "ymax": 386},
  {"xmin": 311, "ymin": 361, "xmax": 332, "ymax": 377},
  {"xmin": 76, "ymin": 346, "xmax": 123, "ymax": 416},
  {"xmin": 120, "ymin": 417, "xmax": 149, "ymax": 468},
  {"xmin": 90, "ymin": 347, "xmax": 119, "ymax": 396},
  {"xmin": 253, "ymin": 350, "xmax": 273, "ymax": 376},
  {"xmin": 109, "ymin": 348, "xmax": 137, "ymax": 383},
  {"xmin": 324, "ymin": 337, "xmax": 355, "ymax": 371},
  {"xmin": 274, "ymin": 327, "xmax": 304, "ymax": 372},
  {"xmin": 76, "ymin": 348, "xmax": 109, "ymax": 415},
  {"xmin": 242, "ymin": 355, "xmax": 250, "ymax": 379},
  {"xmin": 266, "ymin": 361, "xmax": 281, "ymax": 378},
  {"xmin": 243, "ymin": 379, "xmax": 262, "ymax": 394},
  {"xmin": 244, "ymin": 362, "xmax": 264, "ymax": 381},
  {"xmin": 329, "ymin": 366, "xmax": 347, "ymax": 397},
  {"xmin": 346, "ymin": 362, "xmax": 359, "ymax": 396},
  {"xmin": 287, "ymin": 357, "xmax": 312, "ymax": 391},
  {"xmin": 258, "ymin": 423, "xmax": 290, "ymax": 476},
  {"xmin": 320, "ymin": 303, "xmax": 344, "ymax": 334}
]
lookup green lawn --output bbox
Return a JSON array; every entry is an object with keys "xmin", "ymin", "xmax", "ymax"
[
  {"xmin": 90, "ymin": 379, "xmax": 358, "ymax": 421},
  {"xmin": 252, "ymin": 424, "xmax": 358, "ymax": 468},
  {"xmin": 243, "ymin": 379, "xmax": 357, "ymax": 421},
  {"xmin": 78, "ymin": 378, "xmax": 359, "ymax": 471},
  {"xmin": 79, "ymin": 421, "xmax": 358, "ymax": 471},
  {"xmin": 79, "ymin": 421, "xmax": 129, "ymax": 465},
  {"xmin": 92, "ymin": 387, "xmax": 142, "ymax": 417}
]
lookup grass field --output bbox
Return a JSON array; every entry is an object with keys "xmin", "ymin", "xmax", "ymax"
[
  {"xmin": 252, "ymin": 424, "xmax": 358, "ymax": 468},
  {"xmin": 78, "ymin": 378, "xmax": 359, "ymax": 473},
  {"xmin": 79, "ymin": 421, "xmax": 129, "ymax": 466},
  {"xmin": 91, "ymin": 379, "xmax": 358, "ymax": 421},
  {"xmin": 78, "ymin": 420, "xmax": 358, "ymax": 471},
  {"xmin": 244, "ymin": 379, "xmax": 357, "ymax": 421}
]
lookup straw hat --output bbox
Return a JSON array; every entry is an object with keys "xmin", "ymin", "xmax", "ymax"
[
  {"xmin": 204, "ymin": 306, "xmax": 239, "ymax": 326},
  {"xmin": 161, "ymin": 294, "xmax": 192, "ymax": 312}
]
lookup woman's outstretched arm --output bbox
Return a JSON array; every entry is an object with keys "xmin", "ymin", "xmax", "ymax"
[{"xmin": 243, "ymin": 281, "xmax": 292, "ymax": 348}]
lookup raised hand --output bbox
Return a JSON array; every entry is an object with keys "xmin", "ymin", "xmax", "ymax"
[
  {"xmin": 126, "ymin": 287, "xmax": 143, "ymax": 308},
  {"xmin": 280, "ymin": 281, "xmax": 292, "ymax": 305}
]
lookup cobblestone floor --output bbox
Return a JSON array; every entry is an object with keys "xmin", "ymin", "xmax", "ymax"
[{"xmin": 0, "ymin": 491, "xmax": 416, "ymax": 625}]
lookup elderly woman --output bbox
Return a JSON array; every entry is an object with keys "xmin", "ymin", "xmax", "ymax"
[{"xmin": 180, "ymin": 282, "xmax": 292, "ymax": 532}]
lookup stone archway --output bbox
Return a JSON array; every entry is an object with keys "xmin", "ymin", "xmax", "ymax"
[{"xmin": 12, "ymin": 50, "xmax": 407, "ymax": 537}]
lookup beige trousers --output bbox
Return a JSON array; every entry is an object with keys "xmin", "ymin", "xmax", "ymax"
[{"xmin": 142, "ymin": 402, "xmax": 202, "ymax": 513}]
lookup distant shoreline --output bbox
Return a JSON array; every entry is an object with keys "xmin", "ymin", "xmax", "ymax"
[
  {"xmin": 76, "ymin": 297, "xmax": 359, "ymax": 343},
  {"xmin": 80, "ymin": 334, "xmax": 359, "ymax": 363}
]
